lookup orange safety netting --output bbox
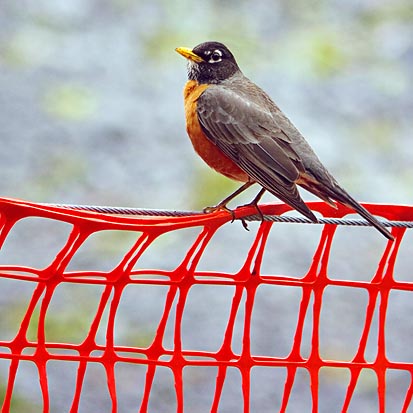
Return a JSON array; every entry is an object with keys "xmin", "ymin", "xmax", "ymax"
[{"xmin": 0, "ymin": 197, "xmax": 412, "ymax": 413}]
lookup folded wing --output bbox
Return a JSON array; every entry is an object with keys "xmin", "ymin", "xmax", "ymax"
[{"xmin": 196, "ymin": 85, "xmax": 318, "ymax": 221}]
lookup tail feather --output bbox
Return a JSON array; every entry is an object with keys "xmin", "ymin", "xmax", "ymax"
[
  {"xmin": 341, "ymin": 196, "xmax": 393, "ymax": 241},
  {"xmin": 299, "ymin": 182, "xmax": 337, "ymax": 209},
  {"xmin": 323, "ymin": 185, "xmax": 393, "ymax": 241},
  {"xmin": 297, "ymin": 172, "xmax": 393, "ymax": 240},
  {"xmin": 264, "ymin": 186, "xmax": 319, "ymax": 223}
]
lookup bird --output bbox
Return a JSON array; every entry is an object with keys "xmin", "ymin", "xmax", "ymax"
[{"xmin": 175, "ymin": 41, "xmax": 393, "ymax": 241}]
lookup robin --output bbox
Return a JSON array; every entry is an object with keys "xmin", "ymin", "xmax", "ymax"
[{"xmin": 175, "ymin": 41, "xmax": 393, "ymax": 241}]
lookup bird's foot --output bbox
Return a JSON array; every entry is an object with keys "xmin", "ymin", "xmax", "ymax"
[
  {"xmin": 203, "ymin": 204, "xmax": 235, "ymax": 221},
  {"xmin": 242, "ymin": 201, "xmax": 264, "ymax": 222},
  {"xmin": 203, "ymin": 204, "xmax": 250, "ymax": 231},
  {"xmin": 240, "ymin": 188, "xmax": 266, "ymax": 223}
]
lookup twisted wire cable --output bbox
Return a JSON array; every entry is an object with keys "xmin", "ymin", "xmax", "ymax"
[{"xmin": 41, "ymin": 203, "xmax": 413, "ymax": 229}]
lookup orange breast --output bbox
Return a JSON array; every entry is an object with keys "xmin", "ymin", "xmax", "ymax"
[{"xmin": 183, "ymin": 80, "xmax": 249, "ymax": 183}]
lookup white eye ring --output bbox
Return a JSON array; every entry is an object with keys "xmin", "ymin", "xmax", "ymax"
[{"xmin": 208, "ymin": 49, "xmax": 223, "ymax": 63}]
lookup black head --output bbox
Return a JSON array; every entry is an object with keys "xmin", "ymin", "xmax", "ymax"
[{"xmin": 176, "ymin": 41, "xmax": 241, "ymax": 84}]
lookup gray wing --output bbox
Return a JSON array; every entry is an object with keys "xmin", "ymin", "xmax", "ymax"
[{"xmin": 196, "ymin": 85, "xmax": 318, "ymax": 221}]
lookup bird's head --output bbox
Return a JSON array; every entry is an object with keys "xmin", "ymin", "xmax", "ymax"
[{"xmin": 176, "ymin": 41, "xmax": 241, "ymax": 84}]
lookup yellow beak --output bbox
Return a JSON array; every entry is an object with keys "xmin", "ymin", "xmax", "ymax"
[{"xmin": 175, "ymin": 47, "xmax": 204, "ymax": 63}]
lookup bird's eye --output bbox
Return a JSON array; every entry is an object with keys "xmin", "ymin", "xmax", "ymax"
[{"xmin": 208, "ymin": 49, "xmax": 223, "ymax": 63}]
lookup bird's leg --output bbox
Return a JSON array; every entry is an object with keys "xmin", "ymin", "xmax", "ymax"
[
  {"xmin": 203, "ymin": 181, "xmax": 256, "ymax": 222},
  {"xmin": 232, "ymin": 188, "xmax": 266, "ymax": 230},
  {"xmin": 244, "ymin": 188, "xmax": 266, "ymax": 221}
]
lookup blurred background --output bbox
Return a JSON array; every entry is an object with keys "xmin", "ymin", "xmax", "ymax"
[{"xmin": 0, "ymin": 0, "xmax": 412, "ymax": 412}]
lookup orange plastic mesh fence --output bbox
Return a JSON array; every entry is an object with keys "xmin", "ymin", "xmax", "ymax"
[{"xmin": 0, "ymin": 197, "xmax": 412, "ymax": 413}]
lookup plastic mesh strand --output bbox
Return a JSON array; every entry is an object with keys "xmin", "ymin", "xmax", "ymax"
[{"xmin": 0, "ymin": 197, "xmax": 412, "ymax": 413}]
